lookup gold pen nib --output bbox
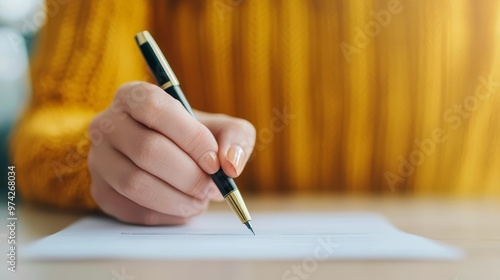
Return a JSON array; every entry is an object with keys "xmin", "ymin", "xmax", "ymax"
[{"xmin": 244, "ymin": 221, "xmax": 255, "ymax": 235}]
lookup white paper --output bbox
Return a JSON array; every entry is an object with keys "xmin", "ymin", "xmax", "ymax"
[{"xmin": 22, "ymin": 212, "xmax": 464, "ymax": 260}]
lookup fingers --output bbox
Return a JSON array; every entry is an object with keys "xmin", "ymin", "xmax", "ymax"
[
  {"xmin": 116, "ymin": 82, "xmax": 220, "ymax": 174},
  {"xmin": 90, "ymin": 173, "xmax": 192, "ymax": 225},
  {"xmin": 87, "ymin": 81, "xmax": 237, "ymax": 226},
  {"xmin": 88, "ymin": 143, "xmax": 210, "ymax": 218},
  {"xmin": 103, "ymin": 113, "xmax": 217, "ymax": 200},
  {"xmin": 197, "ymin": 111, "xmax": 256, "ymax": 178}
]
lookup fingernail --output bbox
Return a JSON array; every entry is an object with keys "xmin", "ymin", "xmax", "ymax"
[
  {"xmin": 226, "ymin": 145, "xmax": 245, "ymax": 175},
  {"xmin": 200, "ymin": 151, "xmax": 219, "ymax": 174}
]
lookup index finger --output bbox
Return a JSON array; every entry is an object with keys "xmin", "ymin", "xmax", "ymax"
[{"xmin": 116, "ymin": 82, "xmax": 220, "ymax": 174}]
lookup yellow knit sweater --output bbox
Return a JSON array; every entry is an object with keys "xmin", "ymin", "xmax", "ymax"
[{"xmin": 11, "ymin": 0, "xmax": 500, "ymax": 210}]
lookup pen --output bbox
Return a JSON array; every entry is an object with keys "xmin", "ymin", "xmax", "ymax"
[{"xmin": 134, "ymin": 31, "xmax": 254, "ymax": 235}]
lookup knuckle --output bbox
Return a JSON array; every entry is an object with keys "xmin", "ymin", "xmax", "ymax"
[
  {"xmin": 119, "ymin": 169, "xmax": 149, "ymax": 203},
  {"xmin": 116, "ymin": 82, "xmax": 148, "ymax": 96},
  {"xmin": 115, "ymin": 84, "xmax": 129, "ymax": 99},
  {"xmin": 142, "ymin": 92, "xmax": 162, "ymax": 112},
  {"xmin": 117, "ymin": 82, "xmax": 161, "ymax": 113},
  {"xmin": 115, "ymin": 82, "xmax": 137, "ymax": 101},
  {"xmin": 141, "ymin": 96, "xmax": 190, "ymax": 129},
  {"xmin": 117, "ymin": 81, "xmax": 138, "ymax": 91},
  {"xmin": 140, "ymin": 94, "xmax": 169, "ymax": 126},
  {"xmin": 134, "ymin": 134, "xmax": 160, "ymax": 167}
]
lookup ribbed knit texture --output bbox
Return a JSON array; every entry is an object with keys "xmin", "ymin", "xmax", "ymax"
[{"xmin": 10, "ymin": 0, "xmax": 500, "ymax": 211}]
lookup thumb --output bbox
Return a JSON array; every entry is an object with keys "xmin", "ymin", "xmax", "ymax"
[{"xmin": 197, "ymin": 111, "xmax": 256, "ymax": 178}]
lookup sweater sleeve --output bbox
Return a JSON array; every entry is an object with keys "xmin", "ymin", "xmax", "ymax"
[{"xmin": 10, "ymin": 0, "xmax": 151, "ymax": 210}]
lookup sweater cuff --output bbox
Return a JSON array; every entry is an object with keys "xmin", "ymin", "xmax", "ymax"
[{"xmin": 10, "ymin": 107, "xmax": 98, "ymax": 211}]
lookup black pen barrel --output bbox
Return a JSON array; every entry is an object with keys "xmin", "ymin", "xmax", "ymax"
[
  {"xmin": 210, "ymin": 169, "xmax": 238, "ymax": 197},
  {"xmin": 137, "ymin": 41, "xmax": 171, "ymax": 87}
]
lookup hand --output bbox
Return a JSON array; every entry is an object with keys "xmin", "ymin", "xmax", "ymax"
[{"xmin": 88, "ymin": 82, "xmax": 256, "ymax": 225}]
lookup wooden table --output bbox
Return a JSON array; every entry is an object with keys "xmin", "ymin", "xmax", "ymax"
[{"xmin": 3, "ymin": 195, "xmax": 500, "ymax": 280}]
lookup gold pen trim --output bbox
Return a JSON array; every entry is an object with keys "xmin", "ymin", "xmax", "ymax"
[
  {"xmin": 135, "ymin": 32, "xmax": 148, "ymax": 46},
  {"xmin": 135, "ymin": 31, "xmax": 180, "ymax": 86},
  {"xmin": 160, "ymin": 81, "xmax": 174, "ymax": 90},
  {"xmin": 224, "ymin": 189, "xmax": 252, "ymax": 224}
]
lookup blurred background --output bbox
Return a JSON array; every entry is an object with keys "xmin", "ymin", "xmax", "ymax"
[
  {"xmin": 0, "ymin": 0, "xmax": 42, "ymax": 202},
  {"xmin": 2, "ymin": 0, "xmax": 500, "ymax": 209}
]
